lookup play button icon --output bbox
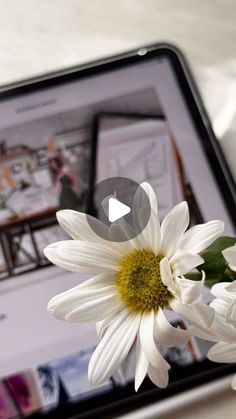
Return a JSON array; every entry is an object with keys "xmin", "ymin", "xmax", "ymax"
[
  {"xmin": 108, "ymin": 197, "xmax": 131, "ymax": 222},
  {"xmin": 86, "ymin": 177, "xmax": 151, "ymax": 242}
]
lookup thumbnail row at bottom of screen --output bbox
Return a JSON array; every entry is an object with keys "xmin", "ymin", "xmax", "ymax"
[{"xmin": 0, "ymin": 320, "xmax": 212, "ymax": 418}]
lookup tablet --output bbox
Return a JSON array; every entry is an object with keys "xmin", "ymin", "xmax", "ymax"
[{"xmin": 0, "ymin": 44, "xmax": 235, "ymax": 418}]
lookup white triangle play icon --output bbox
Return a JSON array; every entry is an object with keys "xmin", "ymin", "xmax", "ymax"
[{"xmin": 108, "ymin": 197, "xmax": 131, "ymax": 222}]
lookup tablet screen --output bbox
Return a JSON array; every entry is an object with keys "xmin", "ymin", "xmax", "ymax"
[{"xmin": 0, "ymin": 51, "xmax": 235, "ymax": 416}]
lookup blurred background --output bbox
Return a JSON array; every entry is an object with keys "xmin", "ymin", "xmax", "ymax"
[{"xmin": 0, "ymin": 0, "xmax": 236, "ymax": 179}]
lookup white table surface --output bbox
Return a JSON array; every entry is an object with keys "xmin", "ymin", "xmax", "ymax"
[{"xmin": 0, "ymin": 1, "xmax": 235, "ymax": 417}]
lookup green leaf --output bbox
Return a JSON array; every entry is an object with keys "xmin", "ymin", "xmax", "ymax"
[
  {"xmin": 184, "ymin": 272, "xmax": 203, "ymax": 281},
  {"xmin": 205, "ymin": 278, "xmax": 222, "ymax": 288},
  {"xmin": 225, "ymin": 267, "xmax": 236, "ymax": 281},
  {"xmin": 198, "ymin": 236, "xmax": 236, "ymax": 281}
]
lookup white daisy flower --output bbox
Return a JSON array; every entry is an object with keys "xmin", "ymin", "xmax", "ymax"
[
  {"xmin": 195, "ymin": 247, "xmax": 236, "ymax": 390},
  {"xmin": 44, "ymin": 182, "xmax": 224, "ymax": 391},
  {"xmin": 203, "ymin": 281, "xmax": 236, "ymax": 390}
]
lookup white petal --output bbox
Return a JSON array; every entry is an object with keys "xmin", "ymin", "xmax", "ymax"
[
  {"xmin": 44, "ymin": 241, "xmax": 83, "ymax": 272},
  {"xmin": 170, "ymin": 250, "xmax": 203, "ymax": 276},
  {"xmin": 154, "ymin": 309, "xmax": 191, "ymax": 346},
  {"xmin": 65, "ymin": 294, "xmax": 123, "ymax": 322},
  {"xmin": 211, "ymin": 282, "xmax": 236, "ymax": 303},
  {"xmin": 179, "ymin": 220, "xmax": 224, "ymax": 254},
  {"xmin": 109, "ymin": 220, "xmax": 151, "ymax": 257},
  {"xmin": 130, "ymin": 206, "xmax": 161, "ymax": 254},
  {"xmin": 96, "ymin": 320, "xmax": 106, "ymax": 340},
  {"xmin": 45, "ymin": 240, "xmax": 121, "ymax": 274},
  {"xmin": 170, "ymin": 296, "xmax": 215, "ymax": 328},
  {"xmin": 148, "ymin": 362, "xmax": 169, "ymax": 389},
  {"xmin": 231, "ymin": 374, "xmax": 236, "ymax": 391},
  {"xmin": 208, "ymin": 342, "xmax": 236, "ymax": 363},
  {"xmin": 108, "ymin": 219, "xmax": 135, "ymax": 248},
  {"xmin": 160, "ymin": 201, "xmax": 189, "ymax": 258},
  {"xmin": 209, "ymin": 298, "xmax": 229, "ymax": 318},
  {"xmin": 139, "ymin": 182, "xmax": 158, "ymax": 214},
  {"xmin": 139, "ymin": 311, "xmax": 169, "ymax": 369},
  {"xmin": 47, "ymin": 273, "xmax": 115, "ymax": 312},
  {"xmin": 139, "ymin": 311, "xmax": 157, "ymax": 367},
  {"xmin": 135, "ymin": 337, "xmax": 149, "ymax": 392},
  {"xmin": 226, "ymin": 300, "xmax": 236, "ymax": 327},
  {"xmin": 137, "ymin": 209, "xmax": 161, "ymax": 254},
  {"xmin": 176, "ymin": 272, "xmax": 205, "ymax": 304},
  {"xmin": 160, "ymin": 257, "xmax": 176, "ymax": 294},
  {"xmin": 226, "ymin": 281, "xmax": 236, "ymax": 293},
  {"xmin": 96, "ymin": 304, "xmax": 123, "ymax": 340},
  {"xmin": 119, "ymin": 351, "xmax": 135, "ymax": 385},
  {"xmin": 57, "ymin": 210, "xmax": 130, "ymax": 256},
  {"xmin": 50, "ymin": 285, "xmax": 117, "ymax": 319},
  {"xmin": 132, "ymin": 182, "xmax": 160, "ymax": 251},
  {"xmin": 222, "ymin": 245, "xmax": 236, "ymax": 270},
  {"xmin": 88, "ymin": 310, "xmax": 141, "ymax": 385},
  {"xmin": 190, "ymin": 313, "xmax": 236, "ymax": 342},
  {"xmin": 128, "ymin": 226, "xmax": 147, "ymax": 251},
  {"xmin": 59, "ymin": 240, "xmax": 121, "ymax": 265},
  {"xmin": 56, "ymin": 210, "xmax": 105, "ymax": 242}
]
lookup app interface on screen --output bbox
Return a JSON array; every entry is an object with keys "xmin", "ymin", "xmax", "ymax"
[{"xmin": 0, "ymin": 56, "xmax": 234, "ymax": 415}]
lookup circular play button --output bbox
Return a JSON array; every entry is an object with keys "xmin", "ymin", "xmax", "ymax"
[{"xmin": 86, "ymin": 177, "xmax": 151, "ymax": 242}]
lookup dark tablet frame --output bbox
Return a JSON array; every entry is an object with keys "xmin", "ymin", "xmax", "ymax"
[
  {"xmin": 0, "ymin": 43, "xmax": 235, "ymax": 418},
  {"xmin": 30, "ymin": 361, "xmax": 235, "ymax": 419}
]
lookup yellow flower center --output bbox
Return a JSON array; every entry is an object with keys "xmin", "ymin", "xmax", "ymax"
[{"xmin": 116, "ymin": 249, "xmax": 173, "ymax": 313}]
